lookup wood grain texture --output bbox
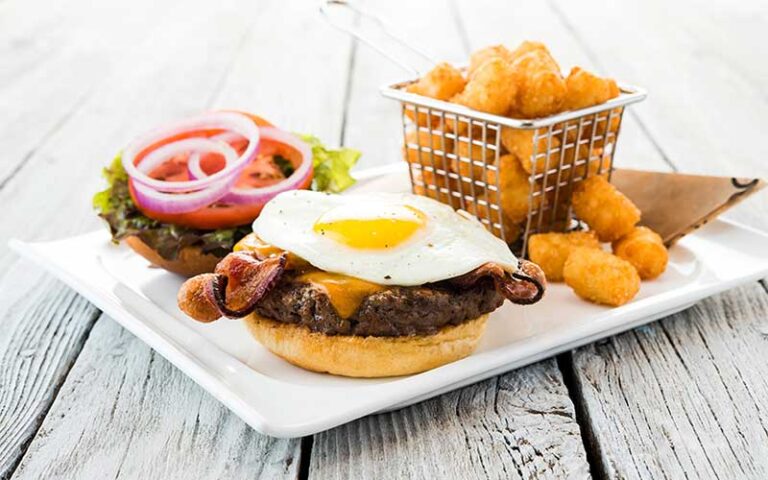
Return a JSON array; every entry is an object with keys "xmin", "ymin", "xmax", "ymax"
[
  {"xmin": 0, "ymin": 0, "xmax": 352, "ymax": 476},
  {"xmin": 567, "ymin": 284, "xmax": 768, "ymax": 479},
  {"xmin": 547, "ymin": 1, "xmax": 768, "ymax": 478},
  {"xmin": 0, "ymin": 279, "xmax": 99, "ymax": 479},
  {"xmin": 548, "ymin": 0, "xmax": 768, "ymax": 224},
  {"xmin": 311, "ymin": 359, "xmax": 590, "ymax": 479},
  {"xmin": 11, "ymin": 316, "xmax": 301, "ymax": 480},
  {"xmin": 342, "ymin": 0, "xmax": 466, "ymax": 170},
  {"xmin": 310, "ymin": 3, "xmax": 592, "ymax": 478},
  {"xmin": 2, "ymin": 0, "xmax": 766, "ymax": 478},
  {"xmin": 0, "ymin": 1, "xmax": 200, "ymax": 474},
  {"xmin": 452, "ymin": 0, "xmax": 671, "ymax": 173}
]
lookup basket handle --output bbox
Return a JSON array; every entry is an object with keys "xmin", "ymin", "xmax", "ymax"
[{"xmin": 319, "ymin": 0, "xmax": 436, "ymax": 76}]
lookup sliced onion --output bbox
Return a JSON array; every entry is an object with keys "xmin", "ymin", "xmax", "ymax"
[
  {"xmin": 186, "ymin": 152, "xmax": 207, "ymax": 181},
  {"xmin": 122, "ymin": 111, "xmax": 260, "ymax": 192},
  {"xmin": 186, "ymin": 127, "xmax": 312, "ymax": 205},
  {"xmin": 186, "ymin": 132, "xmax": 243, "ymax": 181},
  {"xmin": 137, "ymin": 138, "xmax": 237, "ymax": 192},
  {"xmin": 120, "ymin": 112, "xmax": 313, "ymax": 216},
  {"xmin": 130, "ymin": 139, "xmax": 240, "ymax": 214},
  {"xmin": 220, "ymin": 127, "xmax": 313, "ymax": 204},
  {"xmin": 131, "ymin": 178, "xmax": 234, "ymax": 214}
]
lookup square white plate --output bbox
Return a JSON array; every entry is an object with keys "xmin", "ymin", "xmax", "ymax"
[{"xmin": 10, "ymin": 164, "xmax": 768, "ymax": 438}]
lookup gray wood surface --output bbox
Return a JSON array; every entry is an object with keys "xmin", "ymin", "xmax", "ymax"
[
  {"xmin": 309, "ymin": 2, "xmax": 591, "ymax": 478},
  {"xmin": 0, "ymin": 283, "xmax": 98, "ymax": 479},
  {"xmin": 0, "ymin": 0, "xmax": 766, "ymax": 478},
  {"xmin": 567, "ymin": 285, "xmax": 768, "ymax": 479},
  {"xmin": 0, "ymin": 0, "xmax": 350, "ymax": 477},
  {"xmin": 550, "ymin": 0, "xmax": 768, "ymax": 478},
  {"xmin": 11, "ymin": 316, "xmax": 301, "ymax": 480},
  {"xmin": 311, "ymin": 359, "xmax": 590, "ymax": 480}
]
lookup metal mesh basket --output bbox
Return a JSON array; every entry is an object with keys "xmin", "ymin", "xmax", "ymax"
[
  {"xmin": 320, "ymin": 0, "xmax": 647, "ymax": 255},
  {"xmin": 382, "ymin": 81, "xmax": 646, "ymax": 255}
]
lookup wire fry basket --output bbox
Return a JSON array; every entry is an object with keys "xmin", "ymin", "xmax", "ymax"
[
  {"xmin": 383, "ymin": 83, "xmax": 646, "ymax": 254},
  {"xmin": 320, "ymin": 0, "xmax": 647, "ymax": 255}
]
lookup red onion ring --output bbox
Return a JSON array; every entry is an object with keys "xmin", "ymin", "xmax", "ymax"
[
  {"xmin": 122, "ymin": 112, "xmax": 260, "ymax": 192},
  {"xmin": 220, "ymin": 127, "xmax": 313, "ymax": 204},
  {"xmin": 130, "ymin": 138, "xmax": 240, "ymax": 214},
  {"xmin": 137, "ymin": 138, "xmax": 236, "ymax": 191},
  {"xmin": 186, "ymin": 127, "xmax": 312, "ymax": 205},
  {"xmin": 186, "ymin": 132, "xmax": 241, "ymax": 181}
]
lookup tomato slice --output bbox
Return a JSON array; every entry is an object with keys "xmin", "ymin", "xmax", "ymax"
[{"xmin": 130, "ymin": 112, "xmax": 313, "ymax": 230}]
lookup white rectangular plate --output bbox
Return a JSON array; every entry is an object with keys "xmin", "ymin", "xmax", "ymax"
[{"xmin": 10, "ymin": 164, "xmax": 768, "ymax": 438}]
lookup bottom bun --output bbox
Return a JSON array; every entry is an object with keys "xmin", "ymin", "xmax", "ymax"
[
  {"xmin": 125, "ymin": 236, "xmax": 222, "ymax": 277},
  {"xmin": 243, "ymin": 314, "xmax": 489, "ymax": 378}
]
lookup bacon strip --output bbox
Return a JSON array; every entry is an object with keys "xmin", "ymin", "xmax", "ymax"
[
  {"xmin": 177, "ymin": 252, "xmax": 287, "ymax": 322},
  {"xmin": 451, "ymin": 260, "xmax": 546, "ymax": 305}
]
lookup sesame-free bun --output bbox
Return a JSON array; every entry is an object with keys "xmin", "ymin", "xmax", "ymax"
[
  {"xmin": 243, "ymin": 313, "xmax": 489, "ymax": 378},
  {"xmin": 124, "ymin": 236, "xmax": 221, "ymax": 277}
]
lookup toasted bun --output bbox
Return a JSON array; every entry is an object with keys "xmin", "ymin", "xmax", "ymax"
[
  {"xmin": 243, "ymin": 314, "xmax": 488, "ymax": 378},
  {"xmin": 124, "ymin": 236, "xmax": 222, "ymax": 277}
]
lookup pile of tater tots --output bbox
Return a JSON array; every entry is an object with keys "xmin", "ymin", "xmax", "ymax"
[
  {"xmin": 529, "ymin": 176, "xmax": 668, "ymax": 307},
  {"xmin": 402, "ymin": 40, "xmax": 667, "ymax": 307}
]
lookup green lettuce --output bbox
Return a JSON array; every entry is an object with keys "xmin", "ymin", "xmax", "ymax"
[
  {"xmin": 299, "ymin": 134, "xmax": 361, "ymax": 193},
  {"xmin": 93, "ymin": 136, "xmax": 360, "ymax": 261}
]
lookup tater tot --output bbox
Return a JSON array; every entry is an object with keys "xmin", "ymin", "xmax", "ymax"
[
  {"xmin": 451, "ymin": 58, "xmax": 518, "ymax": 116},
  {"xmin": 468, "ymin": 44, "xmax": 513, "ymax": 77},
  {"xmin": 412, "ymin": 168, "xmax": 460, "ymax": 208},
  {"xmin": 572, "ymin": 176, "xmax": 640, "ymax": 242},
  {"xmin": 500, "ymin": 127, "xmax": 561, "ymax": 174},
  {"xmin": 468, "ymin": 189, "xmax": 523, "ymax": 243},
  {"xmin": 563, "ymin": 67, "xmax": 620, "ymax": 111},
  {"xmin": 403, "ymin": 129, "xmax": 454, "ymax": 167},
  {"xmin": 508, "ymin": 41, "xmax": 552, "ymax": 63},
  {"xmin": 527, "ymin": 231, "xmax": 600, "ymax": 282},
  {"xmin": 563, "ymin": 248, "xmax": 641, "ymax": 306},
  {"xmin": 406, "ymin": 62, "xmax": 467, "ymax": 126},
  {"xmin": 453, "ymin": 137, "xmax": 498, "ymax": 182},
  {"xmin": 497, "ymin": 153, "xmax": 536, "ymax": 223},
  {"xmin": 509, "ymin": 45, "xmax": 567, "ymax": 118},
  {"xmin": 566, "ymin": 147, "xmax": 611, "ymax": 181},
  {"xmin": 612, "ymin": 226, "xmax": 668, "ymax": 280}
]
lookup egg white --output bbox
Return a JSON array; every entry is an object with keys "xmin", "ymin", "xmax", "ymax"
[{"xmin": 251, "ymin": 190, "xmax": 518, "ymax": 286}]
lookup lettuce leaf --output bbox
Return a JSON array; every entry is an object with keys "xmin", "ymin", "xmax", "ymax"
[
  {"xmin": 93, "ymin": 135, "xmax": 361, "ymax": 261},
  {"xmin": 92, "ymin": 155, "xmax": 251, "ymax": 260},
  {"xmin": 299, "ymin": 134, "xmax": 361, "ymax": 193}
]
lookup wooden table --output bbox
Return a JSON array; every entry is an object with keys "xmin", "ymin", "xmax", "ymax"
[{"xmin": 1, "ymin": 0, "xmax": 766, "ymax": 478}]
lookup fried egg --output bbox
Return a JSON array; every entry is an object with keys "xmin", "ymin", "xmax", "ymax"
[{"xmin": 251, "ymin": 190, "xmax": 518, "ymax": 286}]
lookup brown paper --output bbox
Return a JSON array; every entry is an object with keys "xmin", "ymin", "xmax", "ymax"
[{"xmin": 610, "ymin": 169, "xmax": 765, "ymax": 246}]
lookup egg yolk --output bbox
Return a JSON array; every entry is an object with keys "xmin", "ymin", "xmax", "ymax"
[{"xmin": 312, "ymin": 205, "xmax": 427, "ymax": 249}]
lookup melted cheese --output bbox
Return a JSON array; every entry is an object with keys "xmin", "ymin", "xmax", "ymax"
[
  {"xmin": 234, "ymin": 233, "xmax": 284, "ymax": 256},
  {"xmin": 235, "ymin": 233, "xmax": 386, "ymax": 317},
  {"xmin": 296, "ymin": 271, "xmax": 386, "ymax": 318},
  {"xmin": 234, "ymin": 233, "xmax": 308, "ymax": 269}
]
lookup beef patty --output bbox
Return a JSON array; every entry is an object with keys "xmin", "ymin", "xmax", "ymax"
[{"xmin": 254, "ymin": 274, "xmax": 503, "ymax": 337}]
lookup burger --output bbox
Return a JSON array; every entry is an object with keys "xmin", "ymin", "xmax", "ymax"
[
  {"xmin": 92, "ymin": 111, "xmax": 360, "ymax": 276},
  {"xmin": 177, "ymin": 190, "xmax": 546, "ymax": 378}
]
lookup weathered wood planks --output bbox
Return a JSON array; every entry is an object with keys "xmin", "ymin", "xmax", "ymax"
[
  {"xmin": 309, "ymin": 2, "xmax": 591, "ymax": 478},
  {"xmin": 0, "ymin": 281, "xmax": 99, "ymax": 479},
  {"xmin": 549, "ymin": 0, "xmax": 768, "ymax": 477},
  {"xmin": 311, "ymin": 359, "xmax": 590, "ymax": 479},
  {"xmin": 549, "ymin": 0, "xmax": 768, "ymax": 224},
  {"xmin": 567, "ymin": 285, "xmax": 768, "ymax": 478},
  {"xmin": 0, "ymin": 0, "xmax": 351, "ymax": 477},
  {"xmin": 11, "ymin": 316, "xmax": 301, "ymax": 480},
  {"xmin": 1, "ymin": 0, "xmax": 766, "ymax": 477}
]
